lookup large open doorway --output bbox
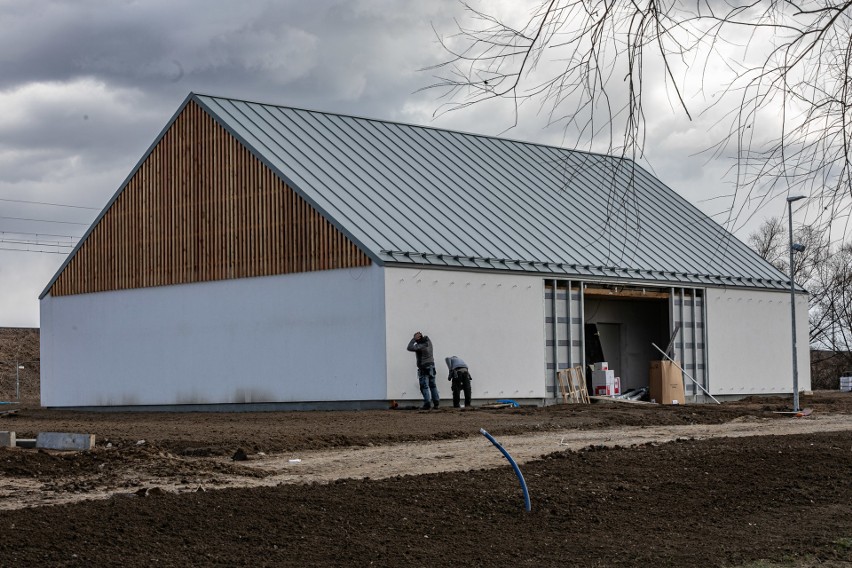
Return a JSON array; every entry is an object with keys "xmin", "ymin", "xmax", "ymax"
[
  {"xmin": 583, "ymin": 288, "xmax": 669, "ymax": 393},
  {"xmin": 544, "ymin": 280, "xmax": 708, "ymax": 401}
]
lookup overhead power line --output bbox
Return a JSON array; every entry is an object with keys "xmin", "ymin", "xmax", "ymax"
[
  {"xmin": 0, "ymin": 239, "xmax": 75, "ymax": 248},
  {"xmin": 0, "ymin": 247, "xmax": 70, "ymax": 255},
  {"xmin": 0, "ymin": 216, "xmax": 89, "ymax": 225},
  {"xmin": 0, "ymin": 197, "xmax": 99, "ymax": 210},
  {"xmin": 0, "ymin": 230, "xmax": 81, "ymax": 240}
]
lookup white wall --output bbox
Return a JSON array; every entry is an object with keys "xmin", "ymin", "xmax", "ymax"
[
  {"xmin": 40, "ymin": 265, "xmax": 386, "ymax": 407},
  {"xmin": 706, "ymin": 288, "xmax": 810, "ymax": 395},
  {"xmin": 384, "ymin": 267, "xmax": 545, "ymax": 403}
]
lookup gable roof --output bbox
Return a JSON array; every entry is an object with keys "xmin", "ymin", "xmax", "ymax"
[
  {"xmin": 193, "ymin": 94, "xmax": 790, "ymax": 290},
  {"xmin": 42, "ymin": 93, "xmax": 793, "ymax": 298}
]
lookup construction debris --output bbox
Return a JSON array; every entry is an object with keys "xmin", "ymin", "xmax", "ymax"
[
  {"xmin": 0, "ymin": 405, "xmax": 19, "ymax": 417},
  {"xmin": 772, "ymin": 408, "xmax": 814, "ymax": 418},
  {"xmin": 589, "ymin": 396, "xmax": 656, "ymax": 405},
  {"xmin": 35, "ymin": 432, "xmax": 96, "ymax": 451},
  {"xmin": 557, "ymin": 366, "xmax": 590, "ymax": 404},
  {"xmin": 480, "ymin": 402, "xmax": 515, "ymax": 409},
  {"xmin": 0, "ymin": 431, "xmax": 15, "ymax": 447}
]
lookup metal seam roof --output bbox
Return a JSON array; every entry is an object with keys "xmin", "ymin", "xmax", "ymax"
[
  {"xmin": 39, "ymin": 93, "xmax": 800, "ymax": 300},
  {"xmin": 192, "ymin": 93, "xmax": 794, "ymax": 290}
]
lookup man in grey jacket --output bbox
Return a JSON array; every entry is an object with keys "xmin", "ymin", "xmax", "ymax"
[
  {"xmin": 445, "ymin": 355, "xmax": 472, "ymax": 408},
  {"xmin": 407, "ymin": 331, "xmax": 439, "ymax": 410}
]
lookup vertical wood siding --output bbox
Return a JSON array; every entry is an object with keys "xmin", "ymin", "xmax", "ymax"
[{"xmin": 51, "ymin": 101, "xmax": 371, "ymax": 296}]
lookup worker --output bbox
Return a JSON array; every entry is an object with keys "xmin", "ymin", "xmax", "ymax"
[
  {"xmin": 407, "ymin": 331, "xmax": 439, "ymax": 410},
  {"xmin": 445, "ymin": 355, "xmax": 472, "ymax": 408}
]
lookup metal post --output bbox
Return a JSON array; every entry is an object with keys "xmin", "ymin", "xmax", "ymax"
[
  {"xmin": 690, "ymin": 289, "xmax": 698, "ymax": 401},
  {"xmin": 701, "ymin": 290, "xmax": 710, "ymax": 396},
  {"xmin": 551, "ymin": 280, "xmax": 559, "ymax": 399},
  {"xmin": 679, "ymin": 288, "xmax": 685, "ymax": 393},
  {"xmin": 787, "ymin": 195, "xmax": 806, "ymax": 412},
  {"xmin": 15, "ymin": 361, "xmax": 20, "ymax": 402},
  {"xmin": 579, "ymin": 283, "xmax": 586, "ymax": 374},
  {"xmin": 566, "ymin": 280, "xmax": 573, "ymax": 368}
]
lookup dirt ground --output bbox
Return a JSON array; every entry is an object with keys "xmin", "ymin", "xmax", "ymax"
[
  {"xmin": 0, "ymin": 327, "xmax": 40, "ymax": 404},
  {"xmin": 1, "ymin": 392, "xmax": 851, "ymax": 567}
]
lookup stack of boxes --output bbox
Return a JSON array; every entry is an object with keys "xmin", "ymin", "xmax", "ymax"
[{"xmin": 591, "ymin": 362, "xmax": 621, "ymax": 396}]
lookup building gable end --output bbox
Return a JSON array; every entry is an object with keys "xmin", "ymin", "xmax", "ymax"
[{"xmin": 49, "ymin": 101, "xmax": 371, "ymax": 297}]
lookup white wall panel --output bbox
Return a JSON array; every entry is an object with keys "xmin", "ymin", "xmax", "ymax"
[
  {"xmin": 384, "ymin": 268, "xmax": 545, "ymax": 403},
  {"xmin": 40, "ymin": 265, "xmax": 386, "ymax": 407},
  {"xmin": 706, "ymin": 288, "xmax": 810, "ymax": 395}
]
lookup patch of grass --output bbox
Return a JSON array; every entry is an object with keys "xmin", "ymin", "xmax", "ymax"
[{"xmin": 833, "ymin": 537, "xmax": 852, "ymax": 551}]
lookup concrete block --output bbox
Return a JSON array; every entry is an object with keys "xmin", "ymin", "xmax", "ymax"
[
  {"xmin": 0, "ymin": 431, "xmax": 15, "ymax": 447},
  {"xmin": 36, "ymin": 432, "xmax": 96, "ymax": 451}
]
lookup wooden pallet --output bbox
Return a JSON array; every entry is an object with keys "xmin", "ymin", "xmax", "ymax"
[{"xmin": 557, "ymin": 366, "xmax": 590, "ymax": 404}]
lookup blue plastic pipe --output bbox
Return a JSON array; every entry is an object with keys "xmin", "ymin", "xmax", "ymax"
[{"xmin": 479, "ymin": 428, "xmax": 531, "ymax": 512}]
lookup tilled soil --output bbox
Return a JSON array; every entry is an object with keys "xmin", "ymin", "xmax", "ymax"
[
  {"xmin": 5, "ymin": 391, "xmax": 851, "ymax": 454},
  {"xmin": 0, "ymin": 392, "xmax": 850, "ymax": 567}
]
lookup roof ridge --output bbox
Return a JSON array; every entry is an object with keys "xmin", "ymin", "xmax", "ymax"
[{"xmin": 191, "ymin": 92, "xmax": 624, "ymax": 163}]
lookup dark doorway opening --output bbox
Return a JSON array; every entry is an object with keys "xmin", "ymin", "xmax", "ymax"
[{"xmin": 583, "ymin": 290, "xmax": 669, "ymax": 393}]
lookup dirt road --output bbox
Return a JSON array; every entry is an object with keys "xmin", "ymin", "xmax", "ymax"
[{"xmin": 243, "ymin": 412, "xmax": 852, "ymax": 482}]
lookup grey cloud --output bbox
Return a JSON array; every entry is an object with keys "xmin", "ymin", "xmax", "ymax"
[{"xmin": 1, "ymin": 0, "xmax": 758, "ymax": 327}]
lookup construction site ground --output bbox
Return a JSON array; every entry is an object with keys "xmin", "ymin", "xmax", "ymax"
[{"xmin": 1, "ymin": 392, "xmax": 851, "ymax": 567}]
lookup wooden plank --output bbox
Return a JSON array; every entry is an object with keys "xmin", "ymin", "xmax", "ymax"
[
  {"xmin": 583, "ymin": 287, "xmax": 669, "ymax": 300},
  {"xmin": 558, "ymin": 366, "xmax": 590, "ymax": 404},
  {"xmin": 557, "ymin": 370, "xmax": 570, "ymax": 403},
  {"xmin": 572, "ymin": 366, "xmax": 590, "ymax": 404}
]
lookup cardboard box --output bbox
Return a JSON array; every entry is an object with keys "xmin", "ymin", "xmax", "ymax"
[
  {"xmin": 592, "ymin": 369, "xmax": 615, "ymax": 383},
  {"xmin": 592, "ymin": 371, "xmax": 620, "ymax": 396},
  {"xmin": 649, "ymin": 361, "xmax": 685, "ymax": 404},
  {"xmin": 593, "ymin": 362, "xmax": 609, "ymax": 371},
  {"xmin": 594, "ymin": 378, "xmax": 621, "ymax": 396}
]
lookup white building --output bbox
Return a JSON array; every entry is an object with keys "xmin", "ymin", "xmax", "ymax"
[{"xmin": 39, "ymin": 94, "xmax": 810, "ymax": 409}]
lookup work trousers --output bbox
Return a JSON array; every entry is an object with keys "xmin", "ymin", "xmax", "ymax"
[
  {"xmin": 451, "ymin": 368, "xmax": 472, "ymax": 408},
  {"xmin": 418, "ymin": 364, "xmax": 439, "ymax": 405}
]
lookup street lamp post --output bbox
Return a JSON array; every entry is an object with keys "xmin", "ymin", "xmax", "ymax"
[{"xmin": 787, "ymin": 195, "xmax": 806, "ymax": 412}]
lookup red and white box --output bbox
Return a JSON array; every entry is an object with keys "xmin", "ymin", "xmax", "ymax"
[
  {"xmin": 592, "ymin": 370, "xmax": 621, "ymax": 396},
  {"xmin": 593, "ymin": 362, "xmax": 609, "ymax": 371}
]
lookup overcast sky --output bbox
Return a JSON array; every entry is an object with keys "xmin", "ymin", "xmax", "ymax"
[{"xmin": 0, "ymin": 0, "xmax": 793, "ymax": 327}]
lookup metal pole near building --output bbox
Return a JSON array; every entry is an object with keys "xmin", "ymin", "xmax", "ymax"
[
  {"xmin": 787, "ymin": 195, "xmax": 806, "ymax": 413},
  {"xmin": 16, "ymin": 362, "xmax": 23, "ymax": 402}
]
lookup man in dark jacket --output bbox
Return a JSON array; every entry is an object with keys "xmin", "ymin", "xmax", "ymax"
[
  {"xmin": 407, "ymin": 331, "xmax": 439, "ymax": 410},
  {"xmin": 445, "ymin": 355, "xmax": 472, "ymax": 408}
]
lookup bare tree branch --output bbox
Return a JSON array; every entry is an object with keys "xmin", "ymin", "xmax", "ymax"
[{"xmin": 425, "ymin": 0, "xmax": 852, "ymax": 238}]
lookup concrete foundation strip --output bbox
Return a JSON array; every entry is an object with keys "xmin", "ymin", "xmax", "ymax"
[{"xmin": 35, "ymin": 432, "xmax": 96, "ymax": 451}]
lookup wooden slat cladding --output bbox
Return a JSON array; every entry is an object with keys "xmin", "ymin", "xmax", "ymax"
[{"xmin": 51, "ymin": 101, "xmax": 371, "ymax": 297}]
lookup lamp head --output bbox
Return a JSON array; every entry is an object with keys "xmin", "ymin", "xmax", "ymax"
[
  {"xmin": 786, "ymin": 195, "xmax": 806, "ymax": 203},
  {"xmin": 791, "ymin": 243, "xmax": 806, "ymax": 252}
]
